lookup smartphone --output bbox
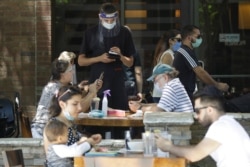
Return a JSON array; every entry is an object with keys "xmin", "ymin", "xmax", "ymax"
[
  {"xmin": 108, "ymin": 51, "xmax": 120, "ymax": 59},
  {"xmin": 99, "ymin": 72, "xmax": 104, "ymax": 80}
]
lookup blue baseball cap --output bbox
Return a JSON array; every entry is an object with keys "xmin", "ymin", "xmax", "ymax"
[{"xmin": 147, "ymin": 64, "xmax": 174, "ymax": 81}]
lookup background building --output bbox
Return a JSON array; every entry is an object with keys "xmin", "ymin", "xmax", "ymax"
[{"xmin": 0, "ymin": 0, "xmax": 250, "ymax": 107}]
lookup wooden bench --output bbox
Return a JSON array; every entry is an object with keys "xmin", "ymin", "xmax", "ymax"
[{"xmin": 74, "ymin": 156, "xmax": 187, "ymax": 167}]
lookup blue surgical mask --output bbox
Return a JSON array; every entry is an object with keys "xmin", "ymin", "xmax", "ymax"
[
  {"xmin": 102, "ymin": 21, "xmax": 116, "ymax": 30},
  {"xmin": 173, "ymin": 42, "xmax": 181, "ymax": 51},
  {"xmin": 63, "ymin": 110, "xmax": 74, "ymax": 121},
  {"xmin": 192, "ymin": 38, "xmax": 202, "ymax": 48}
]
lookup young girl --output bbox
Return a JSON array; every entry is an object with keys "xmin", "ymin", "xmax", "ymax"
[
  {"xmin": 44, "ymin": 119, "xmax": 100, "ymax": 167},
  {"xmin": 43, "ymin": 85, "xmax": 102, "ymax": 154}
]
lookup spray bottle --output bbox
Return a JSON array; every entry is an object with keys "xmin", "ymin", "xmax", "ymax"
[{"xmin": 102, "ymin": 89, "xmax": 111, "ymax": 117}]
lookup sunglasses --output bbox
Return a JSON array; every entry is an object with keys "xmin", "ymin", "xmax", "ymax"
[
  {"xmin": 194, "ymin": 105, "xmax": 218, "ymax": 114},
  {"xmin": 194, "ymin": 106, "xmax": 209, "ymax": 114},
  {"xmin": 172, "ymin": 38, "xmax": 182, "ymax": 42},
  {"xmin": 196, "ymin": 34, "xmax": 202, "ymax": 39}
]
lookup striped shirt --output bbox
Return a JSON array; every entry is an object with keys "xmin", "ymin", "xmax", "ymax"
[{"xmin": 157, "ymin": 78, "xmax": 193, "ymax": 112}]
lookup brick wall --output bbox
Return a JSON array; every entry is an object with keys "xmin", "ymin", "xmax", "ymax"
[{"xmin": 0, "ymin": 0, "xmax": 51, "ymax": 107}]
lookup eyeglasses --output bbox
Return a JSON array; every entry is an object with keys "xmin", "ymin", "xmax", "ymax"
[
  {"xmin": 194, "ymin": 106, "xmax": 209, "ymax": 114},
  {"xmin": 172, "ymin": 38, "xmax": 182, "ymax": 42},
  {"xmin": 194, "ymin": 105, "xmax": 217, "ymax": 114}
]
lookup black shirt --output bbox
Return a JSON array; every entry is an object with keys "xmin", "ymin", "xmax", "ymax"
[{"xmin": 173, "ymin": 45, "xmax": 199, "ymax": 98}]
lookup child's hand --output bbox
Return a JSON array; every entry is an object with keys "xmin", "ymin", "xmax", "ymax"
[
  {"xmin": 90, "ymin": 134, "xmax": 102, "ymax": 144},
  {"xmin": 79, "ymin": 136, "xmax": 88, "ymax": 143},
  {"xmin": 85, "ymin": 134, "xmax": 102, "ymax": 146}
]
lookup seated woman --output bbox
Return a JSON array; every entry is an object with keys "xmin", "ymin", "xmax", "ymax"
[
  {"xmin": 44, "ymin": 119, "xmax": 101, "ymax": 167},
  {"xmin": 129, "ymin": 64, "xmax": 193, "ymax": 113},
  {"xmin": 31, "ymin": 51, "xmax": 102, "ymax": 138},
  {"xmin": 43, "ymin": 85, "xmax": 102, "ymax": 154}
]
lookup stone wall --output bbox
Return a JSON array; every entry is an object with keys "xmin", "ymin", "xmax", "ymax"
[
  {"xmin": 0, "ymin": 112, "xmax": 250, "ymax": 167},
  {"xmin": 144, "ymin": 112, "xmax": 250, "ymax": 167},
  {"xmin": 0, "ymin": 138, "xmax": 45, "ymax": 167}
]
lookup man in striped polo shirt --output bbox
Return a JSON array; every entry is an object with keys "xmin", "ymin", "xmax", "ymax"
[{"xmin": 128, "ymin": 64, "xmax": 193, "ymax": 113}]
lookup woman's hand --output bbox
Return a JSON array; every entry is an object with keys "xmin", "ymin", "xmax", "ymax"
[
  {"xmin": 78, "ymin": 80, "xmax": 89, "ymax": 93},
  {"xmin": 88, "ymin": 79, "xmax": 103, "ymax": 94}
]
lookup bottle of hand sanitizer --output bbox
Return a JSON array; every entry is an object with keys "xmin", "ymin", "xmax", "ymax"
[{"xmin": 102, "ymin": 89, "xmax": 111, "ymax": 117}]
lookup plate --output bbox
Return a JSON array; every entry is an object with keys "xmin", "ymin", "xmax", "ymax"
[
  {"xmin": 85, "ymin": 151, "xmax": 118, "ymax": 157},
  {"xmin": 118, "ymin": 148, "xmax": 143, "ymax": 154},
  {"xmin": 127, "ymin": 150, "xmax": 143, "ymax": 153}
]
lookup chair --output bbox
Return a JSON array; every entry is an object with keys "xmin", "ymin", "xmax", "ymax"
[
  {"xmin": 2, "ymin": 149, "xmax": 25, "ymax": 167},
  {"xmin": 20, "ymin": 113, "xmax": 32, "ymax": 138}
]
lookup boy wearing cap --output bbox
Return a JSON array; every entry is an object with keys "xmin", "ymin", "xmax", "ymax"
[
  {"xmin": 155, "ymin": 88, "xmax": 250, "ymax": 167},
  {"xmin": 129, "ymin": 64, "xmax": 193, "ymax": 113}
]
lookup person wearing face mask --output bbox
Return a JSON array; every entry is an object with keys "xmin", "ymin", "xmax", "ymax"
[
  {"xmin": 128, "ymin": 64, "xmax": 193, "ymax": 113},
  {"xmin": 152, "ymin": 29, "xmax": 181, "ymax": 103},
  {"xmin": 31, "ymin": 56, "xmax": 102, "ymax": 139},
  {"xmin": 78, "ymin": 2, "xmax": 136, "ymax": 139},
  {"xmin": 173, "ymin": 25, "xmax": 229, "ymax": 101},
  {"xmin": 78, "ymin": 2, "xmax": 135, "ymax": 111},
  {"xmin": 43, "ymin": 85, "xmax": 102, "ymax": 160}
]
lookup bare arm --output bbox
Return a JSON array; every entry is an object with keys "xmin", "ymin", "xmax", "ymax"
[
  {"xmin": 161, "ymin": 52, "xmax": 174, "ymax": 65},
  {"xmin": 134, "ymin": 66, "xmax": 143, "ymax": 94},
  {"xmin": 110, "ymin": 46, "xmax": 134, "ymax": 67},
  {"xmin": 80, "ymin": 79, "xmax": 102, "ymax": 112},
  {"xmin": 128, "ymin": 101, "xmax": 165, "ymax": 112},
  {"xmin": 43, "ymin": 132, "xmax": 50, "ymax": 155},
  {"xmin": 156, "ymin": 134, "xmax": 221, "ymax": 162},
  {"xmin": 120, "ymin": 55, "xmax": 134, "ymax": 67},
  {"xmin": 193, "ymin": 66, "xmax": 229, "ymax": 92}
]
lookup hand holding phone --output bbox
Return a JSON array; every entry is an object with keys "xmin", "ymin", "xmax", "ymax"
[
  {"xmin": 99, "ymin": 72, "xmax": 104, "ymax": 80},
  {"xmin": 108, "ymin": 51, "xmax": 120, "ymax": 59}
]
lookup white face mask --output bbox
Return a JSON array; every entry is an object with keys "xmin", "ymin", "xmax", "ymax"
[
  {"xmin": 154, "ymin": 83, "xmax": 162, "ymax": 92},
  {"xmin": 63, "ymin": 110, "xmax": 74, "ymax": 121},
  {"xmin": 102, "ymin": 21, "xmax": 116, "ymax": 30}
]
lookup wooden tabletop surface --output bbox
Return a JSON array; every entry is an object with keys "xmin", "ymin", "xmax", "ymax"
[{"xmin": 74, "ymin": 113, "xmax": 144, "ymax": 127}]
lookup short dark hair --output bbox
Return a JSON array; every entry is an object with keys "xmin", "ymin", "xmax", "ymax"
[
  {"xmin": 163, "ymin": 29, "xmax": 181, "ymax": 48},
  {"xmin": 99, "ymin": 2, "xmax": 117, "ymax": 14},
  {"xmin": 193, "ymin": 91, "xmax": 226, "ymax": 113},
  {"xmin": 181, "ymin": 25, "xmax": 200, "ymax": 39},
  {"xmin": 44, "ymin": 119, "xmax": 68, "ymax": 142}
]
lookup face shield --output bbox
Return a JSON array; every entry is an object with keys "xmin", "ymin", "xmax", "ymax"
[{"xmin": 98, "ymin": 11, "xmax": 120, "ymax": 38}]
